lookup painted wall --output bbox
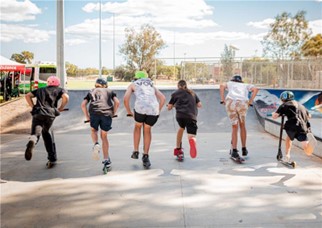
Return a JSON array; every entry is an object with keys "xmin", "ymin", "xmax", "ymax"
[{"xmin": 254, "ymin": 89, "xmax": 322, "ymax": 118}]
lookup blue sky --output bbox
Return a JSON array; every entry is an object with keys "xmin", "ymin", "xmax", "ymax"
[{"xmin": 1, "ymin": 0, "xmax": 321, "ymax": 69}]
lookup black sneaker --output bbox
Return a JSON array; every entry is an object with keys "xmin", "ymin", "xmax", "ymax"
[
  {"xmin": 102, "ymin": 159, "xmax": 112, "ymax": 169},
  {"xmin": 131, "ymin": 151, "xmax": 139, "ymax": 159},
  {"xmin": 25, "ymin": 140, "xmax": 35, "ymax": 160},
  {"xmin": 46, "ymin": 160, "xmax": 56, "ymax": 169},
  {"xmin": 142, "ymin": 154, "xmax": 151, "ymax": 168},
  {"xmin": 231, "ymin": 149, "xmax": 240, "ymax": 159},
  {"xmin": 242, "ymin": 147, "xmax": 248, "ymax": 156}
]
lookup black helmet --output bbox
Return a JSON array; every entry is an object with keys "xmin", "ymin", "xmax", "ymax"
[
  {"xmin": 231, "ymin": 75, "xmax": 243, "ymax": 83},
  {"xmin": 95, "ymin": 78, "xmax": 107, "ymax": 86},
  {"xmin": 280, "ymin": 91, "xmax": 294, "ymax": 102}
]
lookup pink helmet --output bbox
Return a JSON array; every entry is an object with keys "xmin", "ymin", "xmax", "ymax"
[{"xmin": 47, "ymin": 76, "xmax": 60, "ymax": 86}]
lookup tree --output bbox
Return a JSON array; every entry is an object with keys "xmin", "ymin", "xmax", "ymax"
[
  {"xmin": 10, "ymin": 51, "xmax": 34, "ymax": 64},
  {"xmin": 301, "ymin": 34, "xmax": 322, "ymax": 57},
  {"xmin": 120, "ymin": 24, "xmax": 166, "ymax": 78},
  {"xmin": 262, "ymin": 11, "xmax": 312, "ymax": 60},
  {"xmin": 220, "ymin": 44, "xmax": 235, "ymax": 80},
  {"xmin": 65, "ymin": 62, "xmax": 78, "ymax": 77}
]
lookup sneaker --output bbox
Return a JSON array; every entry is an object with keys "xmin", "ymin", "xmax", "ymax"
[
  {"xmin": 189, "ymin": 137, "xmax": 197, "ymax": 158},
  {"xmin": 231, "ymin": 149, "xmax": 241, "ymax": 159},
  {"xmin": 142, "ymin": 154, "xmax": 151, "ymax": 168},
  {"xmin": 46, "ymin": 160, "xmax": 56, "ymax": 169},
  {"xmin": 25, "ymin": 140, "xmax": 35, "ymax": 160},
  {"xmin": 131, "ymin": 151, "xmax": 139, "ymax": 159},
  {"xmin": 92, "ymin": 143, "xmax": 100, "ymax": 161},
  {"xmin": 242, "ymin": 147, "xmax": 248, "ymax": 156},
  {"xmin": 283, "ymin": 155, "xmax": 290, "ymax": 163},
  {"xmin": 174, "ymin": 148, "xmax": 184, "ymax": 161},
  {"xmin": 102, "ymin": 159, "xmax": 112, "ymax": 169}
]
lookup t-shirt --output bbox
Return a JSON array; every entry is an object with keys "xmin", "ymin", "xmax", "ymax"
[
  {"xmin": 31, "ymin": 86, "xmax": 67, "ymax": 118},
  {"xmin": 226, "ymin": 81, "xmax": 254, "ymax": 101},
  {"xmin": 168, "ymin": 89, "xmax": 200, "ymax": 120},
  {"xmin": 133, "ymin": 78, "xmax": 159, "ymax": 115},
  {"xmin": 275, "ymin": 100, "xmax": 310, "ymax": 132},
  {"xmin": 84, "ymin": 88, "xmax": 117, "ymax": 117}
]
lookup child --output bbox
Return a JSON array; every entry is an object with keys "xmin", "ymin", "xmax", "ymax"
[
  {"xmin": 81, "ymin": 78, "xmax": 120, "ymax": 172},
  {"xmin": 167, "ymin": 80, "xmax": 202, "ymax": 160},
  {"xmin": 220, "ymin": 75, "xmax": 258, "ymax": 160},
  {"xmin": 272, "ymin": 91, "xmax": 316, "ymax": 162},
  {"xmin": 123, "ymin": 71, "xmax": 165, "ymax": 168},
  {"xmin": 25, "ymin": 76, "xmax": 69, "ymax": 168}
]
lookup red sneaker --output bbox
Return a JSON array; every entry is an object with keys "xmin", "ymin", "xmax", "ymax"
[
  {"xmin": 189, "ymin": 138, "xmax": 197, "ymax": 158},
  {"xmin": 174, "ymin": 148, "xmax": 184, "ymax": 161}
]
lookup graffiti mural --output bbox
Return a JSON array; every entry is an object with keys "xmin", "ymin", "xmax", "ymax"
[{"xmin": 254, "ymin": 89, "xmax": 322, "ymax": 118}]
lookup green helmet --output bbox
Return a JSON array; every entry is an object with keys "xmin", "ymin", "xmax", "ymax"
[
  {"xmin": 134, "ymin": 71, "xmax": 148, "ymax": 79},
  {"xmin": 280, "ymin": 91, "xmax": 294, "ymax": 102}
]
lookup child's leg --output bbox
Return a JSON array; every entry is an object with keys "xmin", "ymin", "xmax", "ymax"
[
  {"xmin": 231, "ymin": 124, "xmax": 239, "ymax": 149},
  {"xmin": 176, "ymin": 128, "xmax": 184, "ymax": 148},
  {"xmin": 91, "ymin": 128, "xmax": 99, "ymax": 144},
  {"xmin": 285, "ymin": 135, "xmax": 292, "ymax": 160},
  {"xmin": 100, "ymin": 130, "xmax": 109, "ymax": 160},
  {"xmin": 133, "ymin": 122, "xmax": 143, "ymax": 152},
  {"xmin": 301, "ymin": 133, "xmax": 316, "ymax": 156},
  {"xmin": 143, "ymin": 124, "xmax": 152, "ymax": 154}
]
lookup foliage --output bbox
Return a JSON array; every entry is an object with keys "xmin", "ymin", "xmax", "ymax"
[
  {"xmin": 113, "ymin": 65, "xmax": 134, "ymax": 81},
  {"xmin": 301, "ymin": 34, "xmax": 322, "ymax": 57},
  {"xmin": 220, "ymin": 44, "xmax": 235, "ymax": 78},
  {"xmin": 10, "ymin": 51, "xmax": 34, "ymax": 64},
  {"xmin": 262, "ymin": 11, "xmax": 311, "ymax": 60},
  {"xmin": 183, "ymin": 62, "xmax": 210, "ymax": 83},
  {"xmin": 119, "ymin": 24, "xmax": 166, "ymax": 78},
  {"xmin": 65, "ymin": 62, "xmax": 78, "ymax": 76}
]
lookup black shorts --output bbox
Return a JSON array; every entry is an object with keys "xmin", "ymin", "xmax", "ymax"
[
  {"xmin": 176, "ymin": 117, "xmax": 198, "ymax": 135},
  {"xmin": 285, "ymin": 130, "xmax": 308, "ymax": 142},
  {"xmin": 134, "ymin": 110, "xmax": 159, "ymax": 126}
]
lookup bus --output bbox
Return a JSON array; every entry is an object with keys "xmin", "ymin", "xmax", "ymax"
[{"xmin": 21, "ymin": 61, "xmax": 58, "ymax": 91}]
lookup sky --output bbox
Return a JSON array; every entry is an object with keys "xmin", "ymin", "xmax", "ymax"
[{"xmin": 1, "ymin": 0, "xmax": 321, "ymax": 69}]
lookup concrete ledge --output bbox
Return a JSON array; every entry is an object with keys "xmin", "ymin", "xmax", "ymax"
[{"xmin": 254, "ymin": 107, "xmax": 322, "ymax": 158}]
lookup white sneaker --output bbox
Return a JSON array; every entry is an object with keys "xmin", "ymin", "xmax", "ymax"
[
  {"xmin": 283, "ymin": 155, "xmax": 290, "ymax": 163},
  {"xmin": 92, "ymin": 143, "xmax": 100, "ymax": 160}
]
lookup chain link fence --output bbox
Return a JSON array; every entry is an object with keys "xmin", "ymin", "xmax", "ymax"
[{"xmin": 156, "ymin": 57, "xmax": 322, "ymax": 89}]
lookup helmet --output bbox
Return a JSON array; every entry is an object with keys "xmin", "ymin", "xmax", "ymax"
[
  {"xmin": 134, "ymin": 71, "xmax": 148, "ymax": 79},
  {"xmin": 47, "ymin": 76, "xmax": 60, "ymax": 86},
  {"xmin": 280, "ymin": 91, "xmax": 294, "ymax": 102},
  {"xmin": 231, "ymin": 75, "xmax": 243, "ymax": 83},
  {"xmin": 95, "ymin": 78, "xmax": 107, "ymax": 87}
]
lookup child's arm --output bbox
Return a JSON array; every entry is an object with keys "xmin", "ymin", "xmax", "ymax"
[
  {"xmin": 123, "ymin": 84, "xmax": 134, "ymax": 116},
  {"xmin": 113, "ymin": 96, "xmax": 120, "ymax": 116},
  {"xmin": 81, "ymin": 99, "xmax": 90, "ymax": 121},
  {"xmin": 219, "ymin": 83, "xmax": 227, "ymax": 104}
]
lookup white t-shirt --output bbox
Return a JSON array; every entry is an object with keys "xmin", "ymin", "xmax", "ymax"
[
  {"xmin": 133, "ymin": 78, "xmax": 159, "ymax": 115},
  {"xmin": 226, "ymin": 81, "xmax": 254, "ymax": 101}
]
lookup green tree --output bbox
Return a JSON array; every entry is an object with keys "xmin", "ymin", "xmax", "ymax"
[
  {"xmin": 301, "ymin": 34, "xmax": 322, "ymax": 57},
  {"xmin": 10, "ymin": 51, "xmax": 34, "ymax": 64},
  {"xmin": 262, "ymin": 11, "xmax": 311, "ymax": 60},
  {"xmin": 220, "ymin": 44, "xmax": 235, "ymax": 80},
  {"xmin": 120, "ymin": 24, "xmax": 166, "ymax": 78},
  {"xmin": 65, "ymin": 62, "xmax": 78, "ymax": 77}
]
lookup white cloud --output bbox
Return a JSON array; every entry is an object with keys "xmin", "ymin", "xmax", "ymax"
[
  {"xmin": 0, "ymin": 24, "xmax": 52, "ymax": 43},
  {"xmin": 0, "ymin": 0, "xmax": 41, "ymax": 22},
  {"xmin": 82, "ymin": 0, "xmax": 216, "ymax": 28},
  {"xmin": 309, "ymin": 19, "xmax": 322, "ymax": 35},
  {"xmin": 65, "ymin": 39, "xmax": 87, "ymax": 46},
  {"xmin": 247, "ymin": 18, "xmax": 275, "ymax": 29}
]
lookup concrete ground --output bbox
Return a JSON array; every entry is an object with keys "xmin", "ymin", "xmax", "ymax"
[{"xmin": 1, "ymin": 89, "xmax": 322, "ymax": 228}]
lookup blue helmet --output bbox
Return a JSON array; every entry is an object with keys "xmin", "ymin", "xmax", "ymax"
[{"xmin": 280, "ymin": 91, "xmax": 294, "ymax": 102}]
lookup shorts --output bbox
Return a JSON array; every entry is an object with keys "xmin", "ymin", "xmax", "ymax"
[
  {"xmin": 285, "ymin": 130, "xmax": 308, "ymax": 142},
  {"xmin": 225, "ymin": 98, "xmax": 249, "ymax": 125},
  {"xmin": 134, "ymin": 110, "xmax": 159, "ymax": 127},
  {"xmin": 90, "ymin": 114, "xmax": 112, "ymax": 132},
  {"xmin": 176, "ymin": 117, "xmax": 198, "ymax": 135}
]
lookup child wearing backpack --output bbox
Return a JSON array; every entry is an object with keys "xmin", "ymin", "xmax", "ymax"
[{"xmin": 272, "ymin": 91, "xmax": 316, "ymax": 162}]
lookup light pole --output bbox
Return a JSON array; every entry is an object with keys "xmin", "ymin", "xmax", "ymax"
[
  {"xmin": 99, "ymin": 0, "xmax": 102, "ymax": 78},
  {"xmin": 183, "ymin": 53, "xmax": 186, "ymax": 80},
  {"xmin": 57, "ymin": 0, "xmax": 65, "ymax": 88}
]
